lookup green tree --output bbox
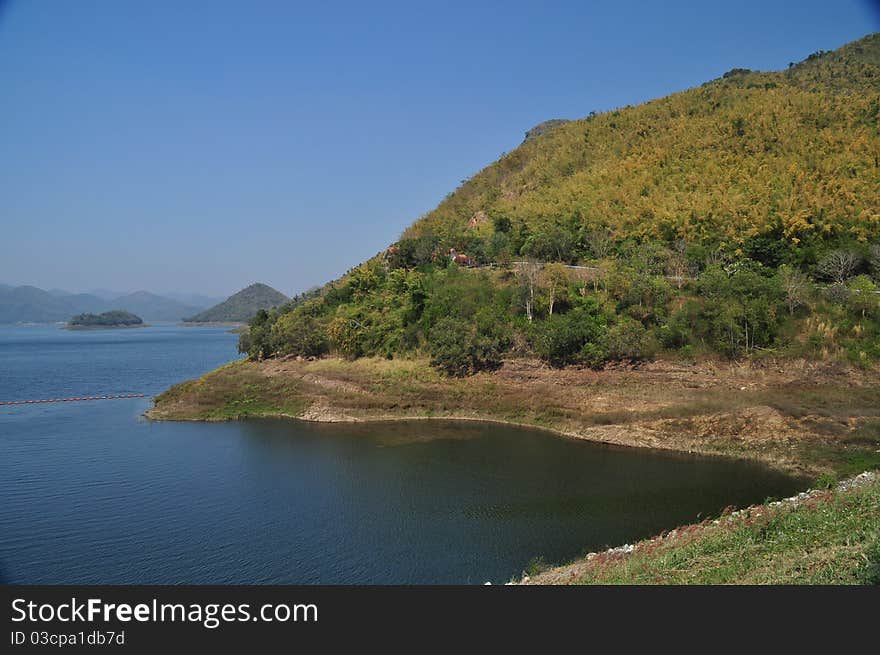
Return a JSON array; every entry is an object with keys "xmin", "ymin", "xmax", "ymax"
[
  {"xmin": 869, "ymin": 244, "xmax": 880, "ymax": 281},
  {"xmin": 604, "ymin": 318, "xmax": 650, "ymax": 361},
  {"xmin": 610, "ymin": 271, "xmax": 673, "ymax": 325},
  {"xmin": 531, "ymin": 302, "xmax": 606, "ymax": 368},
  {"xmin": 271, "ymin": 311, "xmax": 329, "ymax": 358},
  {"xmin": 521, "ymin": 225, "xmax": 576, "ymax": 263},
  {"xmin": 697, "ymin": 263, "xmax": 784, "ymax": 357},
  {"xmin": 847, "ymin": 275, "xmax": 880, "ymax": 318},
  {"xmin": 427, "ymin": 317, "xmax": 504, "ymax": 376},
  {"xmin": 542, "ymin": 263, "xmax": 570, "ymax": 316},
  {"xmin": 240, "ymin": 309, "xmax": 273, "ymax": 359},
  {"xmin": 387, "ymin": 234, "xmax": 440, "ymax": 269},
  {"xmin": 514, "ymin": 261, "xmax": 542, "ymax": 322},
  {"xmin": 778, "ymin": 264, "xmax": 812, "ymax": 315}
]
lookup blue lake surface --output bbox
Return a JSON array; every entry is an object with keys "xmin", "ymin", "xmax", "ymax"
[{"xmin": 0, "ymin": 324, "xmax": 807, "ymax": 584}]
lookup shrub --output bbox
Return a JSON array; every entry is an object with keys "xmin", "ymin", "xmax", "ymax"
[
  {"xmin": 271, "ymin": 312, "xmax": 329, "ymax": 358},
  {"xmin": 387, "ymin": 234, "xmax": 440, "ymax": 269},
  {"xmin": 604, "ymin": 318, "xmax": 650, "ymax": 361},
  {"xmin": 869, "ymin": 244, "xmax": 880, "ymax": 281},
  {"xmin": 846, "ymin": 275, "xmax": 880, "ymax": 318},
  {"xmin": 822, "ymin": 283, "xmax": 850, "ymax": 305},
  {"xmin": 237, "ymin": 330, "xmax": 252, "ymax": 355},
  {"xmin": 524, "ymin": 556, "xmax": 549, "ymax": 577},
  {"xmin": 778, "ymin": 264, "xmax": 812, "ymax": 314},
  {"xmin": 531, "ymin": 303, "xmax": 606, "ymax": 367},
  {"xmin": 656, "ymin": 308, "xmax": 692, "ymax": 349},
  {"xmin": 697, "ymin": 263, "xmax": 784, "ymax": 357},
  {"xmin": 241, "ymin": 309, "xmax": 274, "ymax": 359},
  {"xmin": 327, "ymin": 315, "xmax": 364, "ymax": 359},
  {"xmin": 610, "ymin": 271, "xmax": 673, "ymax": 324},
  {"xmin": 427, "ymin": 317, "xmax": 504, "ymax": 376},
  {"xmin": 815, "ymin": 473, "xmax": 837, "ymax": 490}
]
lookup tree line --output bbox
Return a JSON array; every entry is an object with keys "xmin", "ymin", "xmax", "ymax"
[{"xmin": 238, "ymin": 237, "xmax": 880, "ymax": 375}]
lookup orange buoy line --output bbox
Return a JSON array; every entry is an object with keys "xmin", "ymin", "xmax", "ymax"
[{"xmin": 0, "ymin": 393, "xmax": 145, "ymax": 406}]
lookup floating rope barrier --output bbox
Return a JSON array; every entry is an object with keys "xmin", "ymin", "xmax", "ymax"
[{"xmin": 0, "ymin": 393, "xmax": 145, "ymax": 406}]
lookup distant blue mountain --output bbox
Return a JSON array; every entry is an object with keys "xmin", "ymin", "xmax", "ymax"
[
  {"xmin": 0, "ymin": 285, "xmax": 210, "ymax": 324},
  {"xmin": 161, "ymin": 291, "xmax": 225, "ymax": 308}
]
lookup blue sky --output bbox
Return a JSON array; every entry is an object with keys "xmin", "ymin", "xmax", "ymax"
[{"xmin": 1, "ymin": 0, "xmax": 877, "ymax": 297}]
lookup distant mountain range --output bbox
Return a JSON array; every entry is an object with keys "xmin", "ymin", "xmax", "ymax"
[
  {"xmin": 184, "ymin": 283, "xmax": 288, "ymax": 323},
  {"xmin": 160, "ymin": 292, "xmax": 225, "ymax": 308},
  {"xmin": 0, "ymin": 285, "xmax": 212, "ymax": 324}
]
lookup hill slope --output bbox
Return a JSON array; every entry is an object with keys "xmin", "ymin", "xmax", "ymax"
[
  {"xmin": 403, "ymin": 33, "xmax": 880, "ymax": 251},
  {"xmin": 153, "ymin": 35, "xmax": 880, "ymax": 586},
  {"xmin": 0, "ymin": 286, "xmax": 85, "ymax": 323},
  {"xmin": 183, "ymin": 283, "xmax": 288, "ymax": 323},
  {"xmin": 235, "ymin": 33, "xmax": 879, "ymax": 373}
]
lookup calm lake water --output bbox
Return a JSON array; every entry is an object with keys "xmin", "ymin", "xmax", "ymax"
[{"xmin": 0, "ymin": 324, "xmax": 807, "ymax": 584}]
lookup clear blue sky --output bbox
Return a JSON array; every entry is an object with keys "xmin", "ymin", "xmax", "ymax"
[{"xmin": 1, "ymin": 0, "xmax": 878, "ymax": 297}]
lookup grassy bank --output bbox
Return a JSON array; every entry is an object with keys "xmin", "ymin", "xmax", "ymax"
[
  {"xmin": 148, "ymin": 355, "xmax": 880, "ymax": 477},
  {"xmin": 521, "ymin": 471, "xmax": 880, "ymax": 585}
]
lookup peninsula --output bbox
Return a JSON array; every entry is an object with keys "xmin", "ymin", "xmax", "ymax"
[
  {"xmin": 151, "ymin": 34, "xmax": 880, "ymax": 478},
  {"xmin": 149, "ymin": 34, "xmax": 880, "ymax": 584}
]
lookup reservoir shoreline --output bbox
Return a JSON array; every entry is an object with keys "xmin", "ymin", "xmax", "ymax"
[
  {"xmin": 3, "ymin": 324, "xmax": 871, "ymax": 584},
  {"xmin": 148, "ymin": 409, "xmax": 795, "ymax": 471},
  {"xmin": 146, "ymin": 355, "xmax": 880, "ymax": 478}
]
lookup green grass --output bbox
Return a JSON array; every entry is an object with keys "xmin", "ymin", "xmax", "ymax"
[
  {"xmin": 791, "ymin": 416, "xmax": 880, "ymax": 478},
  {"xmin": 152, "ymin": 359, "xmax": 308, "ymax": 420},
  {"xmin": 561, "ymin": 473, "xmax": 880, "ymax": 584}
]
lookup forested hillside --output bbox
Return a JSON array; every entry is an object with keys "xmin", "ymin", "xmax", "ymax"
[
  {"xmin": 240, "ymin": 34, "xmax": 880, "ymax": 375},
  {"xmin": 184, "ymin": 283, "xmax": 288, "ymax": 323},
  {"xmin": 405, "ymin": 33, "xmax": 879, "ymax": 254}
]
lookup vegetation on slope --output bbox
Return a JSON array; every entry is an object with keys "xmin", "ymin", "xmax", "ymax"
[
  {"xmin": 523, "ymin": 472, "xmax": 879, "ymax": 585},
  {"xmin": 184, "ymin": 283, "xmax": 288, "ymax": 323},
  {"xmin": 406, "ymin": 34, "xmax": 880, "ymax": 249},
  {"xmin": 237, "ymin": 35, "xmax": 880, "ymax": 375},
  {"xmin": 67, "ymin": 310, "xmax": 143, "ymax": 327}
]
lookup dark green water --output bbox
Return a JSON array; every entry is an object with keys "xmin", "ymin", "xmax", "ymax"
[{"xmin": 0, "ymin": 325, "xmax": 807, "ymax": 584}]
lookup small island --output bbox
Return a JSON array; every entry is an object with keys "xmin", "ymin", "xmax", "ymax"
[{"xmin": 66, "ymin": 310, "xmax": 146, "ymax": 330}]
